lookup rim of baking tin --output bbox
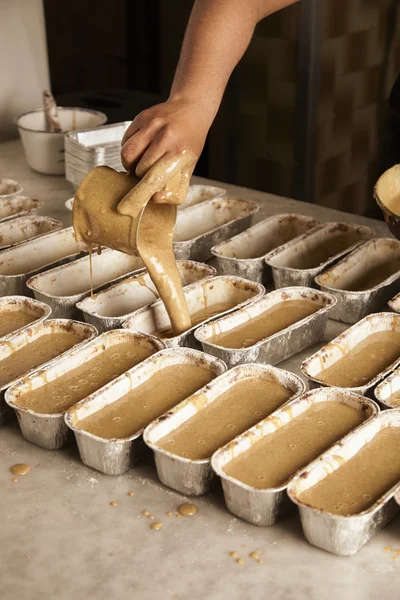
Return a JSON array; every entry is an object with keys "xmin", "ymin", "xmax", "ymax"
[
  {"xmin": 63, "ymin": 347, "xmax": 226, "ymax": 443},
  {"xmin": 15, "ymin": 107, "xmax": 108, "ymax": 134},
  {"xmin": 143, "ymin": 363, "xmax": 306, "ymax": 466},
  {"xmin": 194, "ymin": 286, "xmax": 337, "ymax": 354},
  {"xmin": 287, "ymin": 409, "xmax": 400, "ymax": 520},
  {"xmin": 211, "ymin": 388, "xmax": 380, "ymax": 496},
  {"xmin": 315, "ymin": 238, "xmax": 400, "ymax": 294}
]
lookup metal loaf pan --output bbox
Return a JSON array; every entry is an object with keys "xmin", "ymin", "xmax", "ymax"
[
  {"xmin": 143, "ymin": 364, "xmax": 305, "ymax": 496},
  {"xmin": 287, "ymin": 410, "xmax": 400, "ymax": 556},
  {"xmin": 211, "ymin": 214, "xmax": 320, "ymax": 285},
  {"xmin": 0, "ymin": 216, "xmax": 63, "ymax": 250},
  {"xmin": 265, "ymin": 222, "xmax": 375, "ymax": 288},
  {"xmin": 122, "ymin": 276, "xmax": 265, "ymax": 349},
  {"xmin": 77, "ymin": 260, "xmax": 216, "ymax": 332},
  {"xmin": 301, "ymin": 312, "xmax": 400, "ymax": 396},
  {"xmin": 173, "ymin": 197, "xmax": 259, "ymax": 261},
  {"xmin": 315, "ymin": 239, "xmax": 400, "ymax": 324},
  {"xmin": 374, "ymin": 368, "xmax": 400, "ymax": 409},
  {"xmin": 195, "ymin": 286, "xmax": 336, "ymax": 368},
  {"xmin": 0, "ymin": 318, "xmax": 97, "ymax": 426},
  {"xmin": 0, "ymin": 196, "xmax": 43, "ymax": 223},
  {"xmin": 26, "ymin": 248, "xmax": 146, "ymax": 319},
  {"xmin": 212, "ymin": 387, "xmax": 379, "ymax": 527},
  {"xmin": 64, "ymin": 348, "xmax": 226, "ymax": 475},
  {"xmin": 0, "ymin": 295, "xmax": 51, "ymax": 341},
  {"xmin": 5, "ymin": 330, "xmax": 164, "ymax": 450},
  {"xmin": 0, "ymin": 226, "xmax": 88, "ymax": 296},
  {"xmin": 180, "ymin": 184, "xmax": 226, "ymax": 209}
]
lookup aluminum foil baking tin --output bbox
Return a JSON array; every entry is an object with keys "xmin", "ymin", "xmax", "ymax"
[
  {"xmin": 0, "ymin": 295, "xmax": 51, "ymax": 341},
  {"xmin": 173, "ymin": 197, "xmax": 259, "ymax": 261},
  {"xmin": 77, "ymin": 260, "xmax": 216, "ymax": 333},
  {"xmin": 301, "ymin": 312, "xmax": 400, "ymax": 396},
  {"xmin": 122, "ymin": 276, "xmax": 265, "ymax": 349},
  {"xmin": 64, "ymin": 348, "xmax": 226, "ymax": 474},
  {"xmin": 26, "ymin": 248, "xmax": 146, "ymax": 319},
  {"xmin": 5, "ymin": 330, "xmax": 164, "ymax": 450},
  {"xmin": 266, "ymin": 222, "xmax": 375, "ymax": 288},
  {"xmin": 374, "ymin": 367, "xmax": 400, "ymax": 410},
  {"xmin": 0, "ymin": 318, "xmax": 97, "ymax": 426},
  {"xmin": 212, "ymin": 387, "xmax": 378, "ymax": 526},
  {"xmin": 0, "ymin": 196, "xmax": 43, "ymax": 223},
  {"xmin": 211, "ymin": 214, "xmax": 320, "ymax": 285},
  {"xmin": 195, "ymin": 286, "xmax": 336, "ymax": 368},
  {"xmin": 287, "ymin": 410, "xmax": 400, "ymax": 556},
  {"xmin": 315, "ymin": 239, "xmax": 400, "ymax": 324},
  {"xmin": 0, "ymin": 215, "xmax": 63, "ymax": 250},
  {"xmin": 143, "ymin": 363, "xmax": 305, "ymax": 496},
  {"xmin": 0, "ymin": 226, "xmax": 88, "ymax": 296}
]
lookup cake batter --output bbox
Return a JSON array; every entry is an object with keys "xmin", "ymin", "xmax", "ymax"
[
  {"xmin": 152, "ymin": 301, "xmax": 238, "ymax": 338},
  {"xmin": 0, "ymin": 310, "xmax": 36, "ymax": 337}
]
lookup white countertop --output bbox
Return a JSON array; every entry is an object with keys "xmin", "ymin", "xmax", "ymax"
[{"xmin": 0, "ymin": 139, "xmax": 399, "ymax": 600}]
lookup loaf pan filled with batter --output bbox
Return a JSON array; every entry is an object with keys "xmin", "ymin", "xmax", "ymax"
[
  {"xmin": 5, "ymin": 330, "xmax": 164, "ymax": 450},
  {"xmin": 64, "ymin": 348, "xmax": 226, "ymax": 475},
  {"xmin": 0, "ymin": 295, "xmax": 51, "ymax": 341},
  {"xmin": 265, "ymin": 222, "xmax": 374, "ymax": 288},
  {"xmin": 0, "ymin": 196, "xmax": 43, "ymax": 223},
  {"xmin": 143, "ymin": 364, "xmax": 305, "ymax": 496},
  {"xmin": 301, "ymin": 312, "xmax": 400, "ymax": 396},
  {"xmin": 288, "ymin": 410, "xmax": 400, "ymax": 556},
  {"xmin": 173, "ymin": 196, "xmax": 259, "ymax": 261},
  {"xmin": 212, "ymin": 387, "xmax": 378, "ymax": 527},
  {"xmin": 0, "ymin": 319, "xmax": 97, "ymax": 426},
  {"xmin": 0, "ymin": 226, "xmax": 88, "ymax": 296},
  {"xmin": 211, "ymin": 214, "xmax": 320, "ymax": 285},
  {"xmin": 26, "ymin": 248, "xmax": 147, "ymax": 319},
  {"xmin": 315, "ymin": 239, "xmax": 400, "ymax": 324},
  {"xmin": 374, "ymin": 367, "xmax": 400, "ymax": 409},
  {"xmin": 0, "ymin": 215, "xmax": 63, "ymax": 250},
  {"xmin": 123, "ymin": 276, "xmax": 264, "ymax": 349},
  {"xmin": 195, "ymin": 286, "xmax": 336, "ymax": 368},
  {"xmin": 77, "ymin": 260, "xmax": 216, "ymax": 332}
]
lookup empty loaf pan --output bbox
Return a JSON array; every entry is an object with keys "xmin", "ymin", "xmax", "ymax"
[
  {"xmin": 0, "ymin": 318, "xmax": 97, "ymax": 426},
  {"xmin": 0, "ymin": 295, "xmax": 51, "ymax": 341},
  {"xmin": 374, "ymin": 368, "xmax": 400, "ymax": 409},
  {"xmin": 0, "ymin": 226, "xmax": 88, "ymax": 296},
  {"xmin": 5, "ymin": 330, "xmax": 165, "ymax": 450},
  {"xmin": 77, "ymin": 260, "xmax": 216, "ymax": 332},
  {"xmin": 287, "ymin": 410, "xmax": 400, "ymax": 556},
  {"xmin": 0, "ymin": 196, "xmax": 43, "ymax": 223},
  {"xmin": 64, "ymin": 348, "xmax": 226, "ymax": 474},
  {"xmin": 143, "ymin": 363, "xmax": 305, "ymax": 496},
  {"xmin": 122, "ymin": 276, "xmax": 265, "ymax": 348},
  {"xmin": 173, "ymin": 197, "xmax": 259, "ymax": 261},
  {"xmin": 26, "ymin": 248, "xmax": 147, "ymax": 319},
  {"xmin": 301, "ymin": 312, "xmax": 400, "ymax": 396},
  {"xmin": 315, "ymin": 239, "xmax": 400, "ymax": 324},
  {"xmin": 211, "ymin": 214, "xmax": 320, "ymax": 285},
  {"xmin": 265, "ymin": 222, "xmax": 374, "ymax": 288},
  {"xmin": 180, "ymin": 184, "xmax": 226, "ymax": 209},
  {"xmin": 0, "ymin": 216, "xmax": 63, "ymax": 250},
  {"xmin": 195, "ymin": 286, "xmax": 336, "ymax": 368},
  {"xmin": 212, "ymin": 387, "xmax": 378, "ymax": 527}
]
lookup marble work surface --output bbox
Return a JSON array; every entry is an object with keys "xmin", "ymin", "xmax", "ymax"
[{"xmin": 0, "ymin": 139, "xmax": 399, "ymax": 600}]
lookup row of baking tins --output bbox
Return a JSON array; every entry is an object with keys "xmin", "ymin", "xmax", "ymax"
[{"xmin": 3, "ymin": 325, "xmax": 400, "ymax": 558}]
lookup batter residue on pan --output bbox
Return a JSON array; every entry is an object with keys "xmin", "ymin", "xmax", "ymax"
[
  {"xmin": 209, "ymin": 299, "xmax": 319, "ymax": 349},
  {"xmin": 298, "ymin": 426, "xmax": 400, "ymax": 516},
  {"xmin": 341, "ymin": 258, "xmax": 400, "ymax": 291},
  {"xmin": 157, "ymin": 377, "xmax": 293, "ymax": 460},
  {"xmin": 75, "ymin": 363, "xmax": 215, "ymax": 439},
  {"xmin": 16, "ymin": 341, "xmax": 155, "ymax": 414},
  {"xmin": 314, "ymin": 331, "xmax": 400, "ymax": 387},
  {"xmin": 151, "ymin": 301, "xmax": 238, "ymax": 339},
  {"xmin": 177, "ymin": 503, "xmax": 198, "ymax": 516},
  {"xmin": 73, "ymin": 153, "xmax": 196, "ymax": 335},
  {"xmin": 10, "ymin": 463, "xmax": 30, "ymax": 476},
  {"xmin": 0, "ymin": 310, "xmax": 36, "ymax": 337},
  {"xmin": 0, "ymin": 331, "xmax": 81, "ymax": 387},
  {"xmin": 223, "ymin": 401, "xmax": 367, "ymax": 489}
]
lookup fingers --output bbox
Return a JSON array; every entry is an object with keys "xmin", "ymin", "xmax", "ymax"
[{"xmin": 135, "ymin": 130, "xmax": 167, "ymax": 178}]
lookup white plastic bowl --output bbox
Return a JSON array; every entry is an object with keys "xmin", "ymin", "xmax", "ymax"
[{"xmin": 16, "ymin": 107, "xmax": 107, "ymax": 175}]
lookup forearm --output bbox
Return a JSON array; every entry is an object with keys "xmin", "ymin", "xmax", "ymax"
[{"xmin": 170, "ymin": 0, "xmax": 298, "ymax": 123}]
